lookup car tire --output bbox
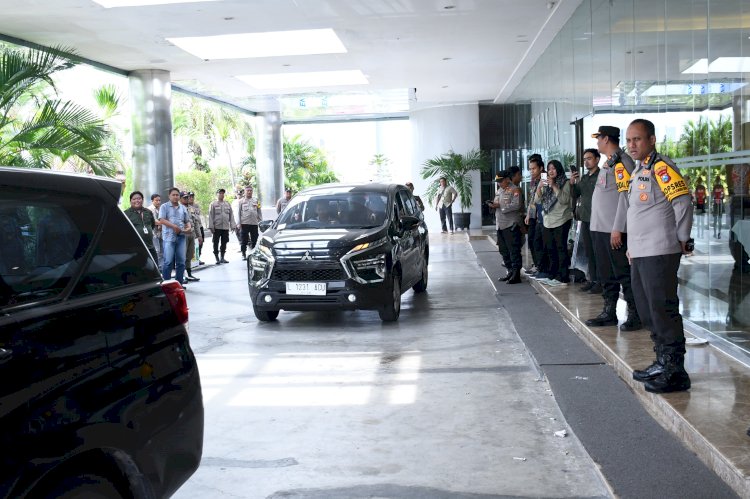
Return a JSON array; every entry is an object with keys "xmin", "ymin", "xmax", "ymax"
[
  {"xmin": 378, "ymin": 272, "xmax": 401, "ymax": 322},
  {"xmin": 254, "ymin": 307, "xmax": 279, "ymax": 322},
  {"xmin": 41, "ymin": 473, "xmax": 124, "ymax": 499},
  {"xmin": 412, "ymin": 260, "xmax": 428, "ymax": 293}
]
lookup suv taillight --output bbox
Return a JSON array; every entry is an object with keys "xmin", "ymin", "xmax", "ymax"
[{"xmin": 162, "ymin": 281, "xmax": 189, "ymax": 325}]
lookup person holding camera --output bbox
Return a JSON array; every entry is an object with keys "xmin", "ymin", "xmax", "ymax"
[
  {"xmin": 487, "ymin": 170, "xmax": 524, "ymax": 284},
  {"xmin": 625, "ymin": 119, "xmax": 693, "ymax": 394},
  {"xmin": 585, "ymin": 125, "xmax": 641, "ymax": 331}
]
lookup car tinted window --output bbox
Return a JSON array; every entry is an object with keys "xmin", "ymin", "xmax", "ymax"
[
  {"xmin": 276, "ymin": 191, "xmax": 390, "ymax": 229},
  {"xmin": 0, "ymin": 190, "xmax": 101, "ymax": 309},
  {"xmin": 72, "ymin": 206, "xmax": 160, "ymax": 295},
  {"xmin": 398, "ymin": 190, "xmax": 416, "ymax": 216}
]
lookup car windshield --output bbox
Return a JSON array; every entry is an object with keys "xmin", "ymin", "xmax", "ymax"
[{"xmin": 276, "ymin": 190, "xmax": 389, "ymax": 229}]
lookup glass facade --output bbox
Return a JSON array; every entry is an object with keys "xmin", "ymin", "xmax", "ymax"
[{"xmin": 508, "ymin": 0, "xmax": 750, "ymax": 358}]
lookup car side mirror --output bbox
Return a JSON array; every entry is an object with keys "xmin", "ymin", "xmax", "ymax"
[
  {"xmin": 399, "ymin": 215, "xmax": 420, "ymax": 230},
  {"xmin": 259, "ymin": 220, "xmax": 274, "ymax": 232}
]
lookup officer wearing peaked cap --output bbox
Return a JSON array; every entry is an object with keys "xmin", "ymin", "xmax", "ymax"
[
  {"xmin": 585, "ymin": 125, "xmax": 642, "ymax": 331},
  {"xmin": 625, "ymin": 119, "xmax": 693, "ymax": 394},
  {"xmin": 488, "ymin": 170, "xmax": 524, "ymax": 284}
]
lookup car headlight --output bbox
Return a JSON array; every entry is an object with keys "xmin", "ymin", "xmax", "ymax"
[
  {"xmin": 352, "ymin": 253, "xmax": 387, "ymax": 279},
  {"xmin": 249, "ymin": 245, "xmax": 274, "ymax": 282}
]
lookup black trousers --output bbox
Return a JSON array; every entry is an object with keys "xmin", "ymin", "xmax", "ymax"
[
  {"xmin": 528, "ymin": 217, "xmax": 549, "ymax": 272},
  {"xmin": 631, "ymin": 253, "xmax": 684, "ymax": 346},
  {"xmin": 497, "ymin": 225, "xmax": 523, "ymax": 271},
  {"xmin": 544, "ymin": 220, "xmax": 571, "ymax": 282},
  {"xmin": 579, "ymin": 221, "xmax": 598, "ymax": 282},
  {"xmin": 439, "ymin": 205, "xmax": 454, "ymax": 231},
  {"xmin": 212, "ymin": 228, "xmax": 229, "ymax": 255},
  {"xmin": 592, "ymin": 231, "xmax": 635, "ymax": 307},
  {"xmin": 240, "ymin": 224, "xmax": 259, "ymax": 253}
]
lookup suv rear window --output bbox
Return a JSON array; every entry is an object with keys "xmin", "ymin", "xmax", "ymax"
[{"xmin": 0, "ymin": 190, "xmax": 102, "ymax": 308}]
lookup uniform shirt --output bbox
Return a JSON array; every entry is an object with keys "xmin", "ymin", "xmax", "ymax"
[
  {"xmin": 436, "ymin": 185, "xmax": 458, "ymax": 208},
  {"xmin": 158, "ymin": 202, "xmax": 190, "ymax": 242},
  {"xmin": 186, "ymin": 204, "xmax": 202, "ymax": 239},
  {"xmin": 209, "ymin": 200, "xmax": 235, "ymax": 231},
  {"xmin": 494, "ymin": 183, "xmax": 524, "ymax": 230},
  {"xmin": 572, "ymin": 167, "xmax": 598, "ymax": 223},
  {"xmin": 590, "ymin": 149, "xmax": 633, "ymax": 233},
  {"xmin": 124, "ymin": 207, "xmax": 155, "ymax": 249},
  {"xmin": 276, "ymin": 197, "xmax": 291, "ymax": 214},
  {"xmin": 625, "ymin": 153, "xmax": 693, "ymax": 258},
  {"xmin": 238, "ymin": 197, "xmax": 263, "ymax": 225},
  {"xmin": 147, "ymin": 203, "xmax": 162, "ymax": 239}
]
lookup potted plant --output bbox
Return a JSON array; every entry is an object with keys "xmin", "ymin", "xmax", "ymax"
[{"xmin": 420, "ymin": 148, "xmax": 490, "ymax": 229}]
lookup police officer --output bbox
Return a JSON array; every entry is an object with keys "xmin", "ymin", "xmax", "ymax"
[
  {"xmin": 208, "ymin": 188, "xmax": 235, "ymax": 264},
  {"xmin": 487, "ymin": 170, "xmax": 524, "ymax": 284},
  {"xmin": 625, "ymin": 118, "xmax": 693, "ymax": 393},
  {"xmin": 188, "ymin": 192, "xmax": 205, "ymax": 265},
  {"xmin": 238, "ymin": 185, "xmax": 263, "ymax": 260},
  {"xmin": 585, "ymin": 125, "xmax": 642, "ymax": 331},
  {"xmin": 180, "ymin": 191, "xmax": 202, "ymax": 282}
]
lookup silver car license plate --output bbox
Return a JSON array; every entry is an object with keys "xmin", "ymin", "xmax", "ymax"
[{"xmin": 285, "ymin": 282, "xmax": 327, "ymax": 295}]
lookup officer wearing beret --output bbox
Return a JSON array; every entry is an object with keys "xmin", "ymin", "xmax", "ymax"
[
  {"xmin": 625, "ymin": 119, "xmax": 693, "ymax": 393},
  {"xmin": 487, "ymin": 170, "xmax": 524, "ymax": 284}
]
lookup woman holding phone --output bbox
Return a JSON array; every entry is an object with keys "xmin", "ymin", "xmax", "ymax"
[{"xmin": 531, "ymin": 160, "xmax": 573, "ymax": 286}]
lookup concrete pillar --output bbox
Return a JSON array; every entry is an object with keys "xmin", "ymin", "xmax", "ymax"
[
  {"xmin": 129, "ymin": 69, "xmax": 174, "ymax": 199},
  {"xmin": 255, "ymin": 112, "xmax": 284, "ymax": 218}
]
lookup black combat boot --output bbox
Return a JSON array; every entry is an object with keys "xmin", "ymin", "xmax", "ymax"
[
  {"xmin": 498, "ymin": 271, "xmax": 512, "ymax": 282},
  {"xmin": 633, "ymin": 345, "xmax": 664, "ymax": 382},
  {"xmin": 619, "ymin": 306, "xmax": 643, "ymax": 332},
  {"xmin": 185, "ymin": 269, "xmax": 200, "ymax": 282},
  {"xmin": 214, "ymin": 252, "xmax": 221, "ymax": 264},
  {"xmin": 588, "ymin": 282, "xmax": 603, "ymax": 294},
  {"xmin": 220, "ymin": 252, "xmax": 229, "ymax": 263},
  {"xmin": 580, "ymin": 281, "xmax": 595, "ymax": 292},
  {"xmin": 506, "ymin": 269, "xmax": 521, "ymax": 284},
  {"xmin": 644, "ymin": 342, "xmax": 691, "ymax": 393},
  {"xmin": 585, "ymin": 298, "xmax": 618, "ymax": 327}
]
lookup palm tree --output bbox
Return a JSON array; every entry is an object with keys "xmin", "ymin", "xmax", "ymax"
[
  {"xmin": 420, "ymin": 148, "xmax": 490, "ymax": 212},
  {"xmin": 0, "ymin": 45, "xmax": 117, "ymax": 176},
  {"xmin": 282, "ymin": 134, "xmax": 338, "ymax": 192}
]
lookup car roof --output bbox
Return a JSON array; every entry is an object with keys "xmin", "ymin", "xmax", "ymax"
[
  {"xmin": 0, "ymin": 167, "xmax": 122, "ymax": 203},
  {"xmin": 298, "ymin": 182, "xmax": 404, "ymax": 196}
]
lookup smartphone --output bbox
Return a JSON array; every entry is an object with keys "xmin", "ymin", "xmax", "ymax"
[
  {"xmin": 569, "ymin": 164, "xmax": 579, "ymax": 174},
  {"xmin": 540, "ymin": 172, "xmax": 548, "ymax": 182}
]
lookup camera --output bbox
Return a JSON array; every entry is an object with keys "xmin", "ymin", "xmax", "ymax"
[{"xmin": 685, "ymin": 238, "xmax": 695, "ymax": 252}]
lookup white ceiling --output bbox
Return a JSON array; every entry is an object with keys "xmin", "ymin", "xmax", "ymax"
[{"xmin": 0, "ymin": 0, "xmax": 582, "ymax": 118}]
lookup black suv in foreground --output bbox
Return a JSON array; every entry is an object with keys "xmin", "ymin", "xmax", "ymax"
[
  {"xmin": 0, "ymin": 168, "xmax": 203, "ymax": 498},
  {"xmin": 247, "ymin": 183, "xmax": 429, "ymax": 322}
]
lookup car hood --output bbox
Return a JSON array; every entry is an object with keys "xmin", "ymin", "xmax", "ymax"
[{"xmin": 263, "ymin": 227, "xmax": 386, "ymax": 248}]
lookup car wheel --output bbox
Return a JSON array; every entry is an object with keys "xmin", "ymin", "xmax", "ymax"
[
  {"xmin": 41, "ymin": 473, "xmax": 124, "ymax": 499},
  {"xmin": 412, "ymin": 261, "xmax": 428, "ymax": 293},
  {"xmin": 379, "ymin": 272, "xmax": 401, "ymax": 322},
  {"xmin": 254, "ymin": 306, "xmax": 279, "ymax": 322}
]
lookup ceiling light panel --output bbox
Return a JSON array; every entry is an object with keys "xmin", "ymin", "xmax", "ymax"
[
  {"xmin": 92, "ymin": 0, "xmax": 217, "ymax": 7},
  {"xmin": 168, "ymin": 29, "xmax": 347, "ymax": 60},
  {"xmin": 237, "ymin": 70, "xmax": 369, "ymax": 90}
]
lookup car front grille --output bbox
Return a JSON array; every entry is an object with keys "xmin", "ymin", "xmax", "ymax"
[{"xmin": 271, "ymin": 266, "xmax": 346, "ymax": 282}]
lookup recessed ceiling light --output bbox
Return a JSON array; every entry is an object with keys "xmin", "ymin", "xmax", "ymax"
[
  {"xmin": 682, "ymin": 58, "xmax": 708, "ymax": 74},
  {"xmin": 168, "ymin": 28, "xmax": 346, "ymax": 60},
  {"xmin": 236, "ymin": 70, "xmax": 368, "ymax": 90},
  {"xmin": 709, "ymin": 57, "xmax": 750, "ymax": 72},
  {"xmin": 442, "ymin": 85, "xmax": 449, "ymax": 88},
  {"xmin": 516, "ymin": 35, "xmax": 527, "ymax": 38},
  {"xmin": 444, "ymin": 5, "xmax": 456, "ymax": 9},
  {"xmin": 92, "ymin": 0, "xmax": 217, "ymax": 7},
  {"xmin": 442, "ymin": 57, "xmax": 452, "ymax": 61}
]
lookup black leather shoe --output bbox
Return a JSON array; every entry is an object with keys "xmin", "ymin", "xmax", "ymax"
[
  {"xmin": 585, "ymin": 301, "xmax": 618, "ymax": 327},
  {"xmin": 580, "ymin": 281, "xmax": 595, "ymax": 292},
  {"xmin": 506, "ymin": 269, "xmax": 521, "ymax": 284},
  {"xmin": 498, "ymin": 273, "xmax": 512, "ymax": 282},
  {"xmin": 185, "ymin": 274, "xmax": 200, "ymax": 282},
  {"xmin": 644, "ymin": 370, "xmax": 691, "ymax": 393},
  {"xmin": 588, "ymin": 283, "xmax": 603, "ymax": 294},
  {"xmin": 633, "ymin": 360, "xmax": 664, "ymax": 382}
]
